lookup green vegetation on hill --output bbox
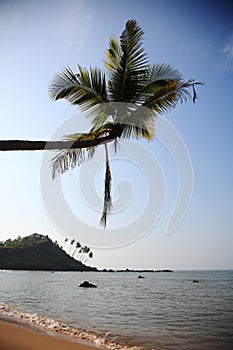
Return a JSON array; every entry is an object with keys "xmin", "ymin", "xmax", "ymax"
[{"xmin": 0, "ymin": 233, "xmax": 96, "ymax": 271}]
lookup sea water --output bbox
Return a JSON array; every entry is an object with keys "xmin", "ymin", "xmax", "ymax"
[{"xmin": 0, "ymin": 270, "xmax": 233, "ymax": 349}]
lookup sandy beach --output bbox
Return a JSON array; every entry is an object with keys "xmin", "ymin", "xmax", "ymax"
[
  {"xmin": 0, "ymin": 302, "xmax": 140, "ymax": 350},
  {"xmin": 0, "ymin": 320, "xmax": 98, "ymax": 350}
]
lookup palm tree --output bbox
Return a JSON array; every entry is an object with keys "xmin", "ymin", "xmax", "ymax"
[
  {"xmin": 76, "ymin": 245, "xmax": 92, "ymax": 263},
  {"xmin": 78, "ymin": 245, "xmax": 89, "ymax": 262},
  {"xmin": 0, "ymin": 20, "xmax": 202, "ymax": 226},
  {"xmin": 77, "ymin": 247, "xmax": 83, "ymax": 261},
  {"xmin": 68, "ymin": 238, "xmax": 75, "ymax": 255},
  {"xmin": 64, "ymin": 237, "xmax": 68, "ymax": 250},
  {"xmin": 48, "ymin": 19, "xmax": 202, "ymax": 226},
  {"xmin": 83, "ymin": 250, "xmax": 93, "ymax": 264},
  {"xmin": 72, "ymin": 241, "xmax": 81, "ymax": 257}
]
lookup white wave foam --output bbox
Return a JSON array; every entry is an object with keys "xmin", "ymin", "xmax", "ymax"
[{"xmin": 0, "ymin": 302, "xmax": 143, "ymax": 350}]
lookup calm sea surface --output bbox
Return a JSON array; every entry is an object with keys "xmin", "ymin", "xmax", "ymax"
[{"xmin": 0, "ymin": 270, "xmax": 233, "ymax": 349}]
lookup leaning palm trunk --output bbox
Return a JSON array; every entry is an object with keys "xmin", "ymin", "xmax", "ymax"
[{"xmin": 0, "ymin": 129, "xmax": 121, "ymax": 151}]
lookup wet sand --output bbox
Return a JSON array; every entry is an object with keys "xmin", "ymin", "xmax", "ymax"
[{"xmin": 0, "ymin": 320, "xmax": 98, "ymax": 350}]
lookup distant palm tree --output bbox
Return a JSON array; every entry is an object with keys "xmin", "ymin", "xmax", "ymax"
[
  {"xmin": 72, "ymin": 241, "xmax": 81, "ymax": 257},
  {"xmin": 63, "ymin": 237, "xmax": 68, "ymax": 251},
  {"xmin": 69, "ymin": 239, "xmax": 75, "ymax": 255},
  {"xmin": 48, "ymin": 19, "xmax": 202, "ymax": 227},
  {"xmin": 78, "ymin": 245, "xmax": 88, "ymax": 262},
  {"xmin": 83, "ymin": 250, "xmax": 93, "ymax": 264},
  {"xmin": 77, "ymin": 247, "xmax": 83, "ymax": 261}
]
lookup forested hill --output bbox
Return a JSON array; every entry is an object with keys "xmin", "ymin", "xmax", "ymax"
[{"xmin": 0, "ymin": 234, "xmax": 96, "ymax": 271}]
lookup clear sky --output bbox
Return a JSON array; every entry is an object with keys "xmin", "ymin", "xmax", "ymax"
[{"xmin": 0, "ymin": 0, "xmax": 232, "ymax": 270}]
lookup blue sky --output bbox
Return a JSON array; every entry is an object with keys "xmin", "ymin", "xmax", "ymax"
[{"xmin": 0, "ymin": 0, "xmax": 232, "ymax": 269}]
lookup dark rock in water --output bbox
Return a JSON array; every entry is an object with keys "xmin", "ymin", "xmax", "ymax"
[
  {"xmin": 192, "ymin": 279, "xmax": 199, "ymax": 283},
  {"xmin": 138, "ymin": 275, "xmax": 145, "ymax": 279},
  {"xmin": 79, "ymin": 281, "xmax": 97, "ymax": 288}
]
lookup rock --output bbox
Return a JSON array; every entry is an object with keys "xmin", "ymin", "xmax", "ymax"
[
  {"xmin": 138, "ymin": 275, "xmax": 145, "ymax": 279},
  {"xmin": 79, "ymin": 281, "xmax": 97, "ymax": 288}
]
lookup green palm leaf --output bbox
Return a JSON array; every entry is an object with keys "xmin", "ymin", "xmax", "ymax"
[
  {"xmin": 106, "ymin": 19, "xmax": 148, "ymax": 102},
  {"xmin": 129, "ymin": 64, "xmax": 198, "ymax": 115},
  {"xmin": 49, "ymin": 65, "xmax": 108, "ymax": 113},
  {"xmin": 120, "ymin": 120, "xmax": 154, "ymax": 140},
  {"xmin": 105, "ymin": 36, "xmax": 122, "ymax": 74}
]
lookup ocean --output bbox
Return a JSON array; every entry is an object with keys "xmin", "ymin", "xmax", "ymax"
[{"xmin": 0, "ymin": 270, "xmax": 233, "ymax": 349}]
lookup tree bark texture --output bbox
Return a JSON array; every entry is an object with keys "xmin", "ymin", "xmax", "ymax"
[{"xmin": 0, "ymin": 135, "xmax": 117, "ymax": 151}]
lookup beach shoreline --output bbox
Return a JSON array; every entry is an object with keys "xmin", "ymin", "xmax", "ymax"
[
  {"xmin": 0, "ymin": 302, "xmax": 142, "ymax": 350},
  {"xmin": 0, "ymin": 319, "xmax": 100, "ymax": 350}
]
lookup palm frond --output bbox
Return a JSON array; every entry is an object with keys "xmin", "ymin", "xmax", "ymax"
[
  {"xmin": 100, "ymin": 144, "xmax": 112, "ymax": 227},
  {"xmin": 98, "ymin": 102, "xmax": 155, "ymax": 141},
  {"xmin": 107, "ymin": 19, "xmax": 148, "ymax": 102},
  {"xmin": 131, "ymin": 64, "xmax": 203, "ymax": 114},
  {"xmin": 51, "ymin": 141, "xmax": 97, "ymax": 179},
  {"xmin": 148, "ymin": 63, "xmax": 183, "ymax": 82},
  {"xmin": 88, "ymin": 103, "xmax": 111, "ymax": 130},
  {"xmin": 120, "ymin": 120, "xmax": 154, "ymax": 141},
  {"xmin": 119, "ymin": 106, "xmax": 154, "ymax": 141},
  {"xmin": 143, "ymin": 79, "xmax": 202, "ymax": 114},
  {"xmin": 120, "ymin": 20, "xmax": 148, "ymax": 72},
  {"xmin": 51, "ymin": 131, "xmax": 105, "ymax": 179},
  {"xmin": 49, "ymin": 65, "xmax": 77, "ymax": 99},
  {"xmin": 51, "ymin": 123, "xmax": 123, "ymax": 179},
  {"xmin": 192, "ymin": 83, "xmax": 203, "ymax": 103},
  {"xmin": 49, "ymin": 66, "xmax": 108, "ymax": 113},
  {"xmin": 127, "ymin": 63, "xmax": 198, "ymax": 115},
  {"xmin": 51, "ymin": 148, "xmax": 90, "ymax": 179},
  {"xmin": 104, "ymin": 36, "xmax": 122, "ymax": 74},
  {"xmin": 129, "ymin": 63, "xmax": 180, "ymax": 105}
]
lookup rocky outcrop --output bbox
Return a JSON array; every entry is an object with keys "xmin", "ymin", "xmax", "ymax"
[
  {"xmin": 79, "ymin": 281, "xmax": 97, "ymax": 288},
  {"xmin": 0, "ymin": 234, "xmax": 96, "ymax": 271}
]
